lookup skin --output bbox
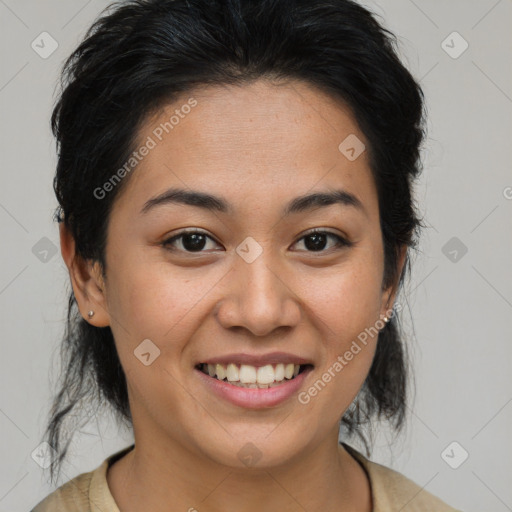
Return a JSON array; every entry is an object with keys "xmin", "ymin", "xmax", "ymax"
[{"xmin": 60, "ymin": 79, "xmax": 405, "ymax": 512}]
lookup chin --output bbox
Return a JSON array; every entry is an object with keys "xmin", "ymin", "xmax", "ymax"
[{"xmin": 190, "ymin": 428, "xmax": 316, "ymax": 471}]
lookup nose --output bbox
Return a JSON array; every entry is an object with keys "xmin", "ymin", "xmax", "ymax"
[{"xmin": 215, "ymin": 250, "xmax": 302, "ymax": 337}]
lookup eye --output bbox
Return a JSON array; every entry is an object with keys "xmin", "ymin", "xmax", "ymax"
[
  {"xmin": 162, "ymin": 229, "xmax": 222, "ymax": 253},
  {"xmin": 161, "ymin": 228, "xmax": 352, "ymax": 254},
  {"xmin": 292, "ymin": 229, "xmax": 352, "ymax": 252}
]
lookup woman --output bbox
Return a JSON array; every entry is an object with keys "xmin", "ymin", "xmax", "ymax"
[{"xmin": 32, "ymin": 0, "xmax": 462, "ymax": 510}]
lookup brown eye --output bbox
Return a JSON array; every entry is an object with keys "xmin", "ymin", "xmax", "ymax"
[
  {"xmin": 293, "ymin": 230, "xmax": 352, "ymax": 252},
  {"xmin": 162, "ymin": 230, "xmax": 221, "ymax": 253}
]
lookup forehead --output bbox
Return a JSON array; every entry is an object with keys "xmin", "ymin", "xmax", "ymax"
[{"xmin": 112, "ymin": 79, "xmax": 378, "ymax": 218}]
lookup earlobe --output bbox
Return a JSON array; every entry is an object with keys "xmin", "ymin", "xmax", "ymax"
[{"xmin": 59, "ymin": 223, "xmax": 110, "ymax": 327}]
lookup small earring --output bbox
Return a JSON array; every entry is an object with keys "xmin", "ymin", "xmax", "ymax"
[
  {"xmin": 87, "ymin": 310, "xmax": 95, "ymax": 319},
  {"xmin": 383, "ymin": 316, "xmax": 389, "ymax": 323}
]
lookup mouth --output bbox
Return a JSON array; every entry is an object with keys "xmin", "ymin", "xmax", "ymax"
[{"xmin": 195, "ymin": 362, "xmax": 314, "ymax": 389}]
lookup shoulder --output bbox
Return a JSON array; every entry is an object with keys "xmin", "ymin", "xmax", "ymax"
[
  {"xmin": 30, "ymin": 469, "xmax": 94, "ymax": 512},
  {"xmin": 30, "ymin": 444, "xmax": 134, "ymax": 512},
  {"xmin": 342, "ymin": 443, "xmax": 463, "ymax": 512}
]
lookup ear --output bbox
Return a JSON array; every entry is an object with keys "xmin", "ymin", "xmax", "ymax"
[
  {"xmin": 380, "ymin": 244, "xmax": 407, "ymax": 319},
  {"xmin": 59, "ymin": 223, "xmax": 110, "ymax": 327}
]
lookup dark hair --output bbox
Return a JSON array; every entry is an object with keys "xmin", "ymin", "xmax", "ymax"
[{"xmin": 43, "ymin": 0, "xmax": 425, "ymax": 485}]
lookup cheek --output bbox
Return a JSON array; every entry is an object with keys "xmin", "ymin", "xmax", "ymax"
[
  {"xmin": 297, "ymin": 256, "xmax": 384, "ymax": 411},
  {"xmin": 304, "ymin": 259, "xmax": 384, "ymax": 343},
  {"xmin": 105, "ymin": 258, "xmax": 221, "ymax": 357}
]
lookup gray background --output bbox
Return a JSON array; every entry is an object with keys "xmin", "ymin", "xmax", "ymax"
[{"xmin": 0, "ymin": 1, "xmax": 511, "ymax": 510}]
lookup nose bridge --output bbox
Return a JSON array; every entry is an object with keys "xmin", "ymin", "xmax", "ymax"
[
  {"xmin": 241, "ymin": 248, "xmax": 281, "ymax": 303},
  {"xmin": 217, "ymin": 240, "xmax": 300, "ymax": 336}
]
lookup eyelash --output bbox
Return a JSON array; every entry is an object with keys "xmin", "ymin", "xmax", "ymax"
[{"xmin": 161, "ymin": 228, "xmax": 353, "ymax": 254}]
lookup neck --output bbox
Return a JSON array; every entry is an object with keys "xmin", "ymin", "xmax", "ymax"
[{"xmin": 107, "ymin": 429, "xmax": 371, "ymax": 512}]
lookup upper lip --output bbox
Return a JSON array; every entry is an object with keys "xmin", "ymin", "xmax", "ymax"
[{"xmin": 197, "ymin": 352, "xmax": 313, "ymax": 367}]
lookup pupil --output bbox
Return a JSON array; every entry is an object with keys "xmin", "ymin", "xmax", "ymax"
[
  {"xmin": 183, "ymin": 233, "xmax": 206, "ymax": 251},
  {"xmin": 305, "ymin": 233, "xmax": 327, "ymax": 251}
]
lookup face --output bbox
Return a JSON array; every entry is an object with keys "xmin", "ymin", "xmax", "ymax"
[{"xmin": 83, "ymin": 79, "xmax": 398, "ymax": 468}]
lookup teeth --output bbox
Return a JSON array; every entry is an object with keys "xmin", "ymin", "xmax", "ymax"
[
  {"xmin": 215, "ymin": 364, "xmax": 226, "ymax": 380},
  {"xmin": 275, "ymin": 363, "xmax": 285, "ymax": 380},
  {"xmin": 201, "ymin": 362, "xmax": 303, "ymax": 385},
  {"xmin": 256, "ymin": 364, "xmax": 275, "ymax": 385},
  {"xmin": 285, "ymin": 363, "xmax": 295, "ymax": 379},
  {"xmin": 239, "ymin": 364, "xmax": 257, "ymax": 384},
  {"xmin": 226, "ymin": 363, "xmax": 239, "ymax": 382}
]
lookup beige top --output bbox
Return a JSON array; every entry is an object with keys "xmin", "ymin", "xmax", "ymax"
[{"xmin": 31, "ymin": 443, "xmax": 462, "ymax": 511}]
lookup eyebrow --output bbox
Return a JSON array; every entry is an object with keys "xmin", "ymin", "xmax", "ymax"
[{"xmin": 140, "ymin": 187, "xmax": 366, "ymax": 217}]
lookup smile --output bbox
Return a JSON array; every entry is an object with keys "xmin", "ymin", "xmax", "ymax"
[
  {"xmin": 196, "ymin": 363, "xmax": 311, "ymax": 388},
  {"xmin": 193, "ymin": 351, "xmax": 315, "ymax": 408}
]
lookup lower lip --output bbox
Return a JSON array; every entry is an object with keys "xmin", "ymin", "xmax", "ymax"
[{"xmin": 195, "ymin": 366, "xmax": 313, "ymax": 409}]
